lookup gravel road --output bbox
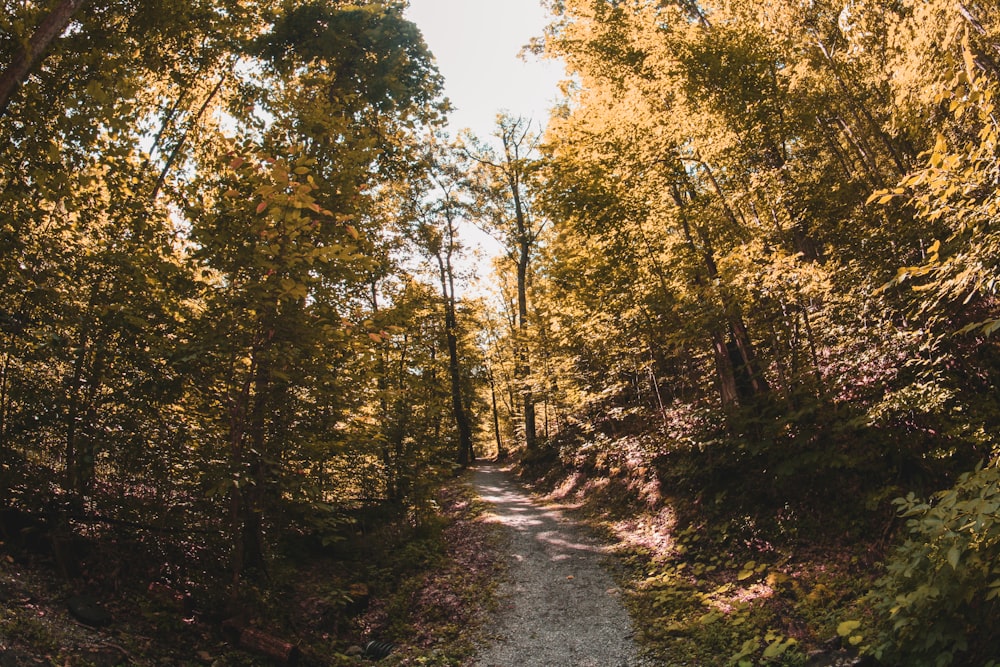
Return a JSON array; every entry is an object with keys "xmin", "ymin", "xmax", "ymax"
[{"xmin": 471, "ymin": 463, "xmax": 644, "ymax": 667}]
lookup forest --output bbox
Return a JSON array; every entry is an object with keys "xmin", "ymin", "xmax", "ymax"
[{"xmin": 1, "ymin": 0, "xmax": 1000, "ymax": 665}]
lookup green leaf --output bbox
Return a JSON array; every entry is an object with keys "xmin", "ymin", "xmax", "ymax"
[
  {"xmin": 946, "ymin": 545, "xmax": 961, "ymax": 569},
  {"xmin": 837, "ymin": 620, "xmax": 861, "ymax": 637},
  {"xmin": 762, "ymin": 638, "xmax": 790, "ymax": 659}
]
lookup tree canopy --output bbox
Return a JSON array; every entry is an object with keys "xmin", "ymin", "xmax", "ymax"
[{"xmin": 4, "ymin": 0, "xmax": 1000, "ymax": 664}]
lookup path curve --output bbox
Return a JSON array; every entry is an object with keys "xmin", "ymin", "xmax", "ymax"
[{"xmin": 471, "ymin": 463, "xmax": 643, "ymax": 667}]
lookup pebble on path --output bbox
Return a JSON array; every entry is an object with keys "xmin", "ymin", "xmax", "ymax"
[{"xmin": 471, "ymin": 463, "xmax": 644, "ymax": 667}]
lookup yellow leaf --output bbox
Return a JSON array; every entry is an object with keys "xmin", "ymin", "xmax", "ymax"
[
  {"xmin": 866, "ymin": 190, "xmax": 890, "ymax": 205},
  {"xmin": 962, "ymin": 28, "xmax": 976, "ymax": 82},
  {"xmin": 345, "ymin": 225, "xmax": 359, "ymax": 240},
  {"xmin": 368, "ymin": 332, "xmax": 383, "ymax": 343}
]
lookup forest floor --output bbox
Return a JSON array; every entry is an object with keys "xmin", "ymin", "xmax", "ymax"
[
  {"xmin": 469, "ymin": 463, "xmax": 645, "ymax": 667},
  {"xmin": 0, "ymin": 476, "xmax": 504, "ymax": 666},
  {"xmin": 0, "ymin": 456, "xmax": 883, "ymax": 667}
]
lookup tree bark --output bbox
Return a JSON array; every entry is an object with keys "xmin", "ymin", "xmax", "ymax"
[
  {"xmin": 0, "ymin": 0, "xmax": 90, "ymax": 117},
  {"xmin": 488, "ymin": 365, "xmax": 506, "ymax": 460},
  {"xmin": 436, "ymin": 248, "xmax": 475, "ymax": 466},
  {"xmin": 516, "ymin": 233, "xmax": 537, "ymax": 450}
]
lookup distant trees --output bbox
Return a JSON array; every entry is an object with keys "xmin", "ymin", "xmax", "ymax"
[{"xmin": 464, "ymin": 116, "xmax": 546, "ymax": 451}]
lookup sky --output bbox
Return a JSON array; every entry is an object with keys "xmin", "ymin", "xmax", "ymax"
[
  {"xmin": 403, "ymin": 0, "xmax": 564, "ymax": 141},
  {"xmin": 402, "ymin": 1, "xmax": 565, "ymax": 286}
]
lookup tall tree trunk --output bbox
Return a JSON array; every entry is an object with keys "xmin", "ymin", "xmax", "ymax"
[
  {"xmin": 671, "ymin": 179, "xmax": 769, "ymax": 407},
  {"xmin": 488, "ymin": 365, "xmax": 506, "ymax": 460},
  {"xmin": 436, "ymin": 249, "xmax": 474, "ymax": 466},
  {"xmin": 0, "ymin": 0, "xmax": 90, "ymax": 117},
  {"xmin": 712, "ymin": 329, "xmax": 740, "ymax": 410},
  {"xmin": 516, "ymin": 235, "xmax": 536, "ymax": 450}
]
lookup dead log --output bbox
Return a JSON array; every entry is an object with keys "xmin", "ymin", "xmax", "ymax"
[{"xmin": 238, "ymin": 628, "xmax": 300, "ymax": 665}]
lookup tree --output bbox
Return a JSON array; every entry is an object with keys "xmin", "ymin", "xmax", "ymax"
[
  {"xmin": 0, "ymin": 0, "xmax": 90, "ymax": 116},
  {"xmin": 464, "ymin": 116, "xmax": 545, "ymax": 450},
  {"xmin": 406, "ymin": 142, "xmax": 477, "ymax": 466}
]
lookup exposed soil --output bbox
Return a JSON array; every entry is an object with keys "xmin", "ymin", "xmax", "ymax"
[{"xmin": 470, "ymin": 463, "xmax": 645, "ymax": 667}]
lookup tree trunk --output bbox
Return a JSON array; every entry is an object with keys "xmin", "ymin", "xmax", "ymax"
[
  {"xmin": 0, "ymin": 0, "xmax": 90, "ymax": 117},
  {"xmin": 712, "ymin": 329, "xmax": 740, "ymax": 410},
  {"xmin": 242, "ymin": 348, "xmax": 270, "ymax": 575},
  {"xmin": 516, "ymin": 236, "xmax": 537, "ymax": 450},
  {"xmin": 436, "ymin": 248, "xmax": 474, "ymax": 466},
  {"xmin": 488, "ymin": 365, "xmax": 505, "ymax": 460}
]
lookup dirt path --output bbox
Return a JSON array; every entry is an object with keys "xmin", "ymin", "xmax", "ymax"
[{"xmin": 471, "ymin": 463, "xmax": 644, "ymax": 667}]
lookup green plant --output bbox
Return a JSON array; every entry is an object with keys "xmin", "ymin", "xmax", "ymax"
[{"xmin": 868, "ymin": 462, "xmax": 1000, "ymax": 666}]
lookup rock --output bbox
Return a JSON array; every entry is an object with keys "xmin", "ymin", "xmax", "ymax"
[
  {"xmin": 345, "ymin": 645, "xmax": 364, "ymax": 657},
  {"xmin": 67, "ymin": 594, "xmax": 112, "ymax": 627}
]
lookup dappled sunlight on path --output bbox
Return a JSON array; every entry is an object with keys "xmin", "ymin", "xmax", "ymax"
[{"xmin": 471, "ymin": 463, "xmax": 644, "ymax": 667}]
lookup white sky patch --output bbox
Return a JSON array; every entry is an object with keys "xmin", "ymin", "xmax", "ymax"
[{"xmin": 404, "ymin": 0, "xmax": 564, "ymax": 141}]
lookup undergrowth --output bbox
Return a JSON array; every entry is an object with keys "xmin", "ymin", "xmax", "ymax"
[
  {"xmin": 515, "ymin": 425, "xmax": 891, "ymax": 667},
  {"xmin": 0, "ymin": 471, "xmax": 502, "ymax": 666}
]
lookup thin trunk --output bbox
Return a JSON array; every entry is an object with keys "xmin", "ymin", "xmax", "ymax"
[
  {"xmin": 800, "ymin": 301, "xmax": 825, "ymax": 395},
  {"xmin": 816, "ymin": 117, "xmax": 862, "ymax": 183},
  {"xmin": 516, "ymin": 234, "xmax": 536, "ymax": 449},
  {"xmin": 672, "ymin": 183, "xmax": 737, "ymax": 410},
  {"xmin": 65, "ymin": 281, "xmax": 101, "ymax": 494},
  {"xmin": 729, "ymin": 316, "xmax": 770, "ymax": 397},
  {"xmin": 241, "ymin": 347, "xmax": 270, "ymax": 576},
  {"xmin": 488, "ymin": 365, "xmax": 505, "ymax": 460},
  {"xmin": 435, "ymin": 244, "xmax": 474, "ymax": 466},
  {"xmin": 0, "ymin": 0, "xmax": 90, "ymax": 117},
  {"xmin": 768, "ymin": 321, "xmax": 794, "ymax": 409},
  {"xmin": 150, "ymin": 73, "xmax": 227, "ymax": 202},
  {"xmin": 0, "ymin": 345, "xmax": 17, "ymax": 509},
  {"xmin": 227, "ymin": 331, "xmax": 257, "ymax": 601},
  {"xmin": 0, "ymin": 349, "xmax": 9, "ymax": 466},
  {"xmin": 834, "ymin": 116, "xmax": 883, "ymax": 186},
  {"xmin": 815, "ymin": 37, "xmax": 909, "ymax": 175},
  {"xmin": 370, "ymin": 281, "xmax": 397, "ymax": 500},
  {"xmin": 145, "ymin": 57, "xmax": 213, "ymax": 162},
  {"xmin": 681, "ymin": 157, "xmax": 746, "ymax": 235},
  {"xmin": 648, "ymin": 364, "xmax": 668, "ymax": 428}
]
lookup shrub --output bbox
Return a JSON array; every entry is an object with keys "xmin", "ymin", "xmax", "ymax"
[{"xmin": 868, "ymin": 462, "xmax": 1000, "ymax": 666}]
